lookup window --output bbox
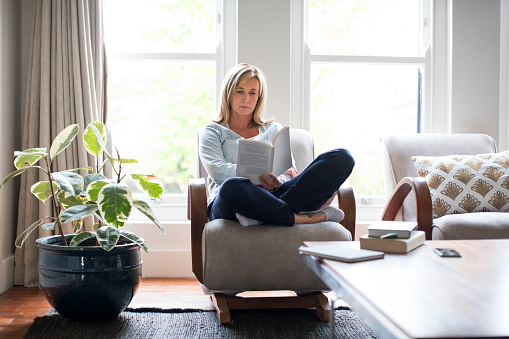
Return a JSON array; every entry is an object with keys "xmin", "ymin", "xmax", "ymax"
[
  {"xmin": 104, "ymin": 0, "xmax": 218, "ymax": 197},
  {"xmin": 306, "ymin": 0, "xmax": 429, "ymax": 196}
]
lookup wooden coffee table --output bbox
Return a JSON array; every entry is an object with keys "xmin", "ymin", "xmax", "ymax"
[{"xmin": 300, "ymin": 239, "xmax": 509, "ymax": 339}]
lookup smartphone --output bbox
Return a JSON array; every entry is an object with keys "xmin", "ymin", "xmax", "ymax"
[{"xmin": 434, "ymin": 248, "xmax": 461, "ymax": 257}]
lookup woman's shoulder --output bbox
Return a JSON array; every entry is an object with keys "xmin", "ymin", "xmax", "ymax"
[
  {"xmin": 201, "ymin": 122, "xmax": 238, "ymax": 141},
  {"xmin": 260, "ymin": 121, "xmax": 284, "ymax": 133},
  {"xmin": 203, "ymin": 122, "xmax": 226, "ymax": 133}
]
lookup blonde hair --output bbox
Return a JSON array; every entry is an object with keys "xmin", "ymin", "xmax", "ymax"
[{"xmin": 214, "ymin": 63, "xmax": 273, "ymax": 127}]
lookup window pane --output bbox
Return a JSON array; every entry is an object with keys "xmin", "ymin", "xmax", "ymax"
[
  {"xmin": 310, "ymin": 64, "xmax": 421, "ymax": 195},
  {"xmin": 309, "ymin": 0, "xmax": 420, "ymax": 56},
  {"xmin": 108, "ymin": 62, "xmax": 215, "ymax": 193},
  {"xmin": 104, "ymin": 0, "xmax": 216, "ymax": 53}
]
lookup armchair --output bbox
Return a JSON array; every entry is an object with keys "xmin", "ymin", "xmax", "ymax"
[
  {"xmin": 188, "ymin": 128, "xmax": 356, "ymax": 323},
  {"xmin": 380, "ymin": 133, "xmax": 509, "ymax": 240}
]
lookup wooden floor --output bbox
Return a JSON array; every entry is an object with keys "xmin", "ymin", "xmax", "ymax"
[
  {"xmin": 0, "ymin": 278, "xmax": 342, "ymax": 338},
  {"xmin": 0, "ymin": 278, "xmax": 213, "ymax": 339}
]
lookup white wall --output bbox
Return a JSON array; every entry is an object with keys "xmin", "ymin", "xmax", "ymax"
[
  {"xmin": 237, "ymin": 0, "xmax": 292, "ymax": 127},
  {"xmin": 501, "ymin": 0, "xmax": 509, "ymax": 150},
  {"xmin": 0, "ymin": 0, "xmax": 22, "ymax": 294},
  {"xmin": 449, "ymin": 0, "xmax": 501, "ymax": 142}
]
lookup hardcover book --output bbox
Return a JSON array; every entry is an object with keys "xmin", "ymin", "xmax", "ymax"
[
  {"xmin": 299, "ymin": 244, "xmax": 384, "ymax": 263},
  {"xmin": 367, "ymin": 221, "xmax": 418, "ymax": 239},
  {"xmin": 360, "ymin": 231, "xmax": 426, "ymax": 254}
]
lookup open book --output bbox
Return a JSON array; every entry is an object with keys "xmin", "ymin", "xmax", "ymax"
[{"xmin": 236, "ymin": 126, "xmax": 292, "ymax": 185}]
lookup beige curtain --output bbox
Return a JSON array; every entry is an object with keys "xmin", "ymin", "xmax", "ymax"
[{"xmin": 15, "ymin": 0, "xmax": 106, "ymax": 287}]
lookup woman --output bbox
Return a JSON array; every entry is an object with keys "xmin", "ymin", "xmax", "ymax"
[{"xmin": 199, "ymin": 63, "xmax": 354, "ymax": 226}]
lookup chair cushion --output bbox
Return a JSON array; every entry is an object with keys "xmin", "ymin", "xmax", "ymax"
[
  {"xmin": 201, "ymin": 219, "xmax": 351, "ymax": 293},
  {"xmin": 380, "ymin": 134, "xmax": 497, "ymax": 221},
  {"xmin": 432, "ymin": 212, "xmax": 509, "ymax": 240},
  {"xmin": 412, "ymin": 151, "xmax": 509, "ymax": 218}
]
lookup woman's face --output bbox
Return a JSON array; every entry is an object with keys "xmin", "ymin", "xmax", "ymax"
[{"xmin": 230, "ymin": 77, "xmax": 260, "ymax": 119}]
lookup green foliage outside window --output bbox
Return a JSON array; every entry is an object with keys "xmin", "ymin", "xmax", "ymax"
[
  {"xmin": 105, "ymin": 0, "xmax": 216, "ymax": 194},
  {"xmin": 108, "ymin": 63, "xmax": 214, "ymax": 194},
  {"xmin": 309, "ymin": 0, "xmax": 421, "ymax": 195}
]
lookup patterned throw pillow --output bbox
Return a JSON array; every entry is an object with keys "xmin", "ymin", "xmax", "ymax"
[{"xmin": 411, "ymin": 151, "xmax": 509, "ymax": 218}]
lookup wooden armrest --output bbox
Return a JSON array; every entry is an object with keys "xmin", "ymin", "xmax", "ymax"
[
  {"xmin": 337, "ymin": 181, "xmax": 356, "ymax": 240},
  {"xmin": 188, "ymin": 178, "xmax": 208, "ymax": 283},
  {"xmin": 381, "ymin": 177, "xmax": 433, "ymax": 240}
]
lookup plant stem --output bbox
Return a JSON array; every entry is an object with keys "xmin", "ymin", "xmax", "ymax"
[
  {"xmin": 115, "ymin": 147, "xmax": 122, "ymax": 183},
  {"xmin": 44, "ymin": 156, "xmax": 68, "ymax": 246},
  {"xmin": 117, "ymin": 161, "xmax": 122, "ymax": 183}
]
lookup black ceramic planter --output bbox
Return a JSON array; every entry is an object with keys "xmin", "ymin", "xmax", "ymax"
[{"xmin": 36, "ymin": 235, "xmax": 142, "ymax": 322}]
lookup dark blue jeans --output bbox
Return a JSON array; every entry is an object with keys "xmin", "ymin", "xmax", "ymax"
[{"xmin": 209, "ymin": 148, "xmax": 355, "ymax": 226}]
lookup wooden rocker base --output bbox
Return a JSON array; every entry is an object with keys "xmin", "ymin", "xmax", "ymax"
[{"xmin": 211, "ymin": 292, "xmax": 330, "ymax": 324}]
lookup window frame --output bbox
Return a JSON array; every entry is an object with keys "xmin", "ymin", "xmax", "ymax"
[
  {"xmin": 302, "ymin": 0, "xmax": 431, "ymax": 131},
  {"xmin": 106, "ymin": 0, "xmax": 235, "ymax": 221},
  {"xmin": 298, "ymin": 0, "xmax": 432, "ymax": 219}
]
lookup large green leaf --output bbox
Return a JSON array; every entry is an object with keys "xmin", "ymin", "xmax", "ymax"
[
  {"xmin": 67, "ymin": 166, "xmax": 94, "ymax": 173},
  {"xmin": 15, "ymin": 217, "xmax": 48, "ymax": 248},
  {"xmin": 83, "ymin": 173, "xmax": 107, "ymax": 191},
  {"xmin": 69, "ymin": 231, "xmax": 97, "ymax": 247},
  {"xmin": 120, "ymin": 230, "xmax": 148, "ymax": 253},
  {"xmin": 14, "ymin": 148, "xmax": 46, "ymax": 169},
  {"xmin": 131, "ymin": 174, "xmax": 163, "ymax": 199},
  {"xmin": 96, "ymin": 226, "xmax": 120, "ymax": 251},
  {"xmin": 42, "ymin": 221, "xmax": 56, "ymax": 230},
  {"xmin": 57, "ymin": 191, "xmax": 86, "ymax": 208},
  {"xmin": 88, "ymin": 123, "xmax": 115, "ymax": 164},
  {"xmin": 84, "ymin": 121, "xmax": 106, "ymax": 158},
  {"xmin": 87, "ymin": 179, "xmax": 110, "ymax": 202},
  {"xmin": 1, "ymin": 168, "xmax": 30, "ymax": 190},
  {"xmin": 72, "ymin": 218, "xmax": 83, "ymax": 233},
  {"xmin": 49, "ymin": 124, "xmax": 79, "ymax": 161},
  {"xmin": 120, "ymin": 158, "xmax": 138, "ymax": 164},
  {"xmin": 52, "ymin": 171, "xmax": 84, "ymax": 196},
  {"xmin": 31, "ymin": 181, "xmax": 59, "ymax": 202},
  {"xmin": 133, "ymin": 200, "xmax": 166, "ymax": 234},
  {"xmin": 97, "ymin": 183, "xmax": 133, "ymax": 228},
  {"xmin": 59, "ymin": 204, "xmax": 98, "ymax": 224}
]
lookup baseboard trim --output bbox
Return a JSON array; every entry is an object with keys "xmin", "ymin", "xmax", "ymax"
[{"xmin": 0, "ymin": 255, "xmax": 14, "ymax": 294}]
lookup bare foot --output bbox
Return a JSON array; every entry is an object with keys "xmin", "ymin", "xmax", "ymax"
[{"xmin": 294, "ymin": 211, "xmax": 327, "ymax": 224}]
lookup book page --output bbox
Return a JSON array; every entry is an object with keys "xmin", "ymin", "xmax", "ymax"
[
  {"xmin": 236, "ymin": 139, "xmax": 274, "ymax": 185},
  {"xmin": 271, "ymin": 127, "xmax": 292, "ymax": 176}
]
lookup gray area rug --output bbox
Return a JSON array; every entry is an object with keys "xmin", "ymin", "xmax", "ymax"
[{"xmin": 24, "ymin": 307, "xmax": 378, "ymax": 339}]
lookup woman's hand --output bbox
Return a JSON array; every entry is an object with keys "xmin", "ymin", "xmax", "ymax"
[
  {"xmin": 259, "ymin": 173, "xmax": 279, "ymax": 191},
  {"xmin": 283, "ymin": 167, "xmax": 298, "ymax": 178}
]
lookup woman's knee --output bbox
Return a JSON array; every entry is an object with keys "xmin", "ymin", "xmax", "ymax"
[
  {"xmin": 218, "ymin": 177, "xmax": 252, "ymax": 200},
  {"xmin": 327, "ymin": 148, "xmax": 355, "ymax": 173}
]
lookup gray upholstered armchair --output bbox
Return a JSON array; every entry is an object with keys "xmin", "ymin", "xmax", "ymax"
[
  {"xmin": 188, "ymin": 128, "xmax": 356, "ymax": 323},
  {"xmin": 380, "ymin": 133, "xmax": 509, "ymax": 240}
]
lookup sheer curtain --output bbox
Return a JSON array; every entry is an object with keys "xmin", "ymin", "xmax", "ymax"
[{"xmin": 15, "ymin": 0, "xmax": 106, "ymax": 287}]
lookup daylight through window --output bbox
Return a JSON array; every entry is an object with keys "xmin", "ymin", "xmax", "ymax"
[
  {"xmin": 104, "ymin": 0, "xmax": 217, "ymax": 195},
  {"xmin": 308, "ymin": 0, "xmax": 427, "ymax": 195}
]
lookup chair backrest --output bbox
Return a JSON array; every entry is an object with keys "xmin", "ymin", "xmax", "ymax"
[
  {"xmin": 195, "ymin": 128, "xmax": 315, "ymax": 179},
  {"xmin": 380, "ymin": 133, "xmax": 497, "ymax": 220}
]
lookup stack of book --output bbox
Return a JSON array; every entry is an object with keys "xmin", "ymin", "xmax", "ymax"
[{"xmin": 360, "ymin": 221, "xmax": 425, "ymax": 254}]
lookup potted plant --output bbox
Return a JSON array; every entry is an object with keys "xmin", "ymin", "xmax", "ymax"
[{"xmin": 0, "ymin": 121, "xmax": 165, "ymax": 321}]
